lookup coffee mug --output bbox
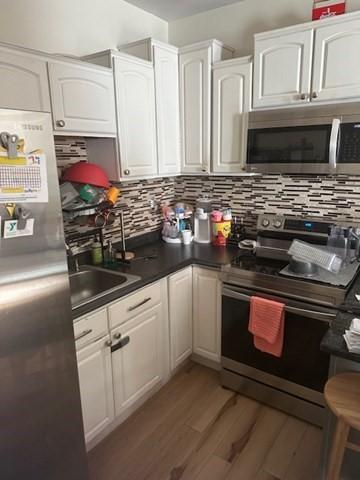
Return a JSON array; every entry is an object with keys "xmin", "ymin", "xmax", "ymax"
[{"xmin": 182, "ymin": 230, "xmax": 192, "ymax": 245}]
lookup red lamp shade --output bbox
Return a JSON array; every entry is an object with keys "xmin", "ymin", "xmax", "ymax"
[{"xmin": 62, "ymin": 162, "xmax": 110, "ymax": 188}]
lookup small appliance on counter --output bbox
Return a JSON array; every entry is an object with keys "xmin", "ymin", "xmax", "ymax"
[{"xmin": 194, "ymin": 197, "xmax": 212, "ymax": 244}]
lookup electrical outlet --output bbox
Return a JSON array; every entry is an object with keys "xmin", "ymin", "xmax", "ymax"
[{"xmin": 149, "ymin": 198, "xmax": 157, "ymax": 211}]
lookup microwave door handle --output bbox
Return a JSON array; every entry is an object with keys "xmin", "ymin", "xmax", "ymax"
[
  {"xmin": 329, "ymin": 118, "xmax": 341, "ymax": 170},
  {"xmin": 222, "ymin": 288, "xmax": 336, "ymax": 322}
]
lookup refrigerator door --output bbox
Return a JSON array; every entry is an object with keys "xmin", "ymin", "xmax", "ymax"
[{"xmin": 0, "ymin": 110, "xmax": 88, "ymax": 479}]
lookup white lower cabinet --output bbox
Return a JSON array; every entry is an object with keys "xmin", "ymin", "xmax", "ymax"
[
  {"xmin": 111, "ymin": 302, "xmax": 165, "ymax": 416},
  {"xmin": 193, "ymin": 267, "xmax": 222, "ymax": 363},
  {"xmin": 168, "ymin": 267, "xmax": 193, "ymax": 371},
  {"xmin": 76, "ymin": 335, "xmax": 115, "ymax": 444},
  {"xmin": 76, "ymin": 266, "xmax": 221, "ymax": 446}
]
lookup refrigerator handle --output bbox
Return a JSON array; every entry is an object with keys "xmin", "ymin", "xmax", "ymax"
[{"xmin": 329, "ymin": 118, "xmax": 341, "ymax": 170}]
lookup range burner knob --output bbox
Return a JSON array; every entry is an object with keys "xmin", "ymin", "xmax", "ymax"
[
  {"xmin": 261, "ymin": 218, "xmax": 270, "ymax": 228},
  {"xmin": 273, "ymin": 219, "xmax": 282, "ymax": 229}
]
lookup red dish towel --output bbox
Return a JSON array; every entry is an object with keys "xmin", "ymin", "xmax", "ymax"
[{"xmin": 248, "ymin": 296, "xmax": 285, "ymax": 358}]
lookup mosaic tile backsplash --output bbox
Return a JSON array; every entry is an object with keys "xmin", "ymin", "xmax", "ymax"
[
  {"xmin": 175, "ymin": 175, "xmax": 360, "ymax": 235},
  {"xmin": 56, "ymin": 137, "xmax": 360, "ymax": 249},
  {"xmin": 56, "ymin": 137, "xmax": 175, "ymax": 250}
]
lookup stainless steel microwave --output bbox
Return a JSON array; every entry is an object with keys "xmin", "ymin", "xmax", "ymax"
[{"xmin": 246, "ymin": 103, "xmax": 360, "ymax": 174}]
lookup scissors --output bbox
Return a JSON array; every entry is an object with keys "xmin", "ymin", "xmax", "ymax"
[{"xmin": 0, "ymin": 132, "xmax": 20, "ymax": 158}]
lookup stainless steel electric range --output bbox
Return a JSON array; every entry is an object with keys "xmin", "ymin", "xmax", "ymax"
[{"xmin": 220, "ymin": 215, "xmax": 360, "ymax": 426}]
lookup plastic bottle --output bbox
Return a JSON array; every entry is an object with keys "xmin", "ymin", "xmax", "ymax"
[
  {"xmin": 104, "ymin": 240, "xmax": 116, "ymax": 266},
  {"xmin": 91, "ymin": 236, "xmax": 103, "ymax": 265}
]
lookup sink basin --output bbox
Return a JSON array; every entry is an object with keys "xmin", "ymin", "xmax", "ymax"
[{"xmin": 69, "ymin": 265, "xmax": 140, "ymax": 309}]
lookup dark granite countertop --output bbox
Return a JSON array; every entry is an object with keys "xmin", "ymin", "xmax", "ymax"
[
  {"xmin": 72, "ymin": 239, "xmax": 239, "ymax": 320},
  {"xmin": 321, "ymin": 311, "xmax": 360, "ymax": 363},
  {"xmin": 339, "ymin": 270, "xmax": 360, "ymax": 314},
  {"xmin": 320, "ymin": 266, "xmax": 360, "ymax": 364},
  {"xmin": 71, "ymin": 232, "xmax": 360, "ymax": 363}
]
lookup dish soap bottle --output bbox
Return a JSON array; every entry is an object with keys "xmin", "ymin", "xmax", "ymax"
[
  {"xmin": 91, "ymin": 236, "xmax": 103, "ymax": 265},
  {"xmin": 104, "ymin": 240, "xmax": 116, "ymax": 267}
]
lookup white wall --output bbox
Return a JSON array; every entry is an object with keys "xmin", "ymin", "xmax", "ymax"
[
  {"xmin": 169, "ymin": 0, "xmax": 360, "ymax": 55},
  {"xmin": 0, "ymin": 0, "xmax": 168, "ymax": 56}
]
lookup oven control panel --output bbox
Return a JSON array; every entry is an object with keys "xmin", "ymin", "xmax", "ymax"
[
  {"xmin": 258, "ymin": 214, "xmax": 285, "ymax": 231},
  {"xmin": 257, "ymin": 214, "xmax": 332, "ymax": 236}
]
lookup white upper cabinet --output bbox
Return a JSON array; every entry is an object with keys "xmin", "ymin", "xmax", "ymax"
[
  {"xmin": 48, "ymin": 60, "xmax": 116, "ymax": 136},
  {"xmin": 114, "ymin": 54, "xmax": 158, "ymax": 178},
  {"xmin": 153, "ymin": 44, "xmax": 181, "ymax": 175},
  {"xmin": 212, "ymin": 57, "xmax": 252, "ymax": 174},
  {"xmin": 312, "ymin": 15, "xmax": 360, "ymax": 103},
  {"xmin": 0, "ymin": 46, "xmax": 50, "ymax": 112},
  {"xmin": 179, "ymin": 40, "xmax": 234, "ymax": 174},
  {"xmin": 119, "ymin": 39, "xmax": 181, "ymax": 176},
  {"xmin": 253, "ymin": 12, "xmax": 360, "ymax": 109},
  {"xmin": 253, "ymin": 27, "xmax": 314, "ymax": 109}
]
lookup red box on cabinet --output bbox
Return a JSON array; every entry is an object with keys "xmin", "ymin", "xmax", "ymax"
[{"xmin": 312, "ymin": 0, "xmax": 346, "ymax": 20}]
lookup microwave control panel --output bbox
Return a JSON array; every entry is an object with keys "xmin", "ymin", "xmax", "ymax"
[{"xmin": 339, "ymin": 123, "xmax": 360, "ymax": 164}]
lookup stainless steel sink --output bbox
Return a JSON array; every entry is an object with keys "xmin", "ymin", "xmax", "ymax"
[{"xmin": 69, "ymin": 265, "xmax": 140, "ymax": 309}]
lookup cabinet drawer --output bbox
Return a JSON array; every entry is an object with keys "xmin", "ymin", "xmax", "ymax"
[
  {"xmin": 74, "ymin": 309, "xmax": 108, "ymax": 350},
  {"xmin": 108, "ymin": 282, "xmax": 162, "ymax": 329}
]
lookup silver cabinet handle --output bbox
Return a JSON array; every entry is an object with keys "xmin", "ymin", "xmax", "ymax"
[
  {"xmin": 75, "ymin": 329, "xmax": 92, "ymax": 341},
  {"xmin": 56, "ymin": 120, "xmax": 65, "ymax": 127},
  {"xmin": 124, "ymin": 169, "xmax": 130, "ymax": 175},
  {"xmin": 127, "ymin": 297, "xmax": 151, "ymax": 312},
  {"xmin": 312, "ymin": 92, "xmax": 318, "ymax": 99},
  {"xmin": 300, "ymin": 93, "xmax": 307, "ymax": 100},
  {"xmin": 329, "ymin": 118, "xmax": 341, "ymax": 170},
  {"xmin": 114, "ymin": 332, "xmax": 122, "ymax": 339},
  {"xmin": 105, "ymin": 340, "xmax": 113, "ymax": 347}
]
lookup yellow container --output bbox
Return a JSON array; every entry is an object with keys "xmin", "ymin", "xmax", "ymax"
[{"xmin": 212, "ymin": 221, "xmax": 231, "ymax": 246}]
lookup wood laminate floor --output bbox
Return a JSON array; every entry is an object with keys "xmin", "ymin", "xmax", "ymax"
[{"xmin": 88, "ymin": 363, "xmax": 323, "ymax": 480}]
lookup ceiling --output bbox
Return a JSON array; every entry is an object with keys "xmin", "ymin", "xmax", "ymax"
[{"xmin": 125, "ymin": 0, "xmax": 244, "ymax": 21}]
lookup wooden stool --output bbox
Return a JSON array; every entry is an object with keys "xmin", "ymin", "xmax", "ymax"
[{"xmin": 324, "ymin": 373, "xmax": 360, "ymax": 480}]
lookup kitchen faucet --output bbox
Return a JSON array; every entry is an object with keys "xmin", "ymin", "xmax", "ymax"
[{"xmin": 65, "ymin": 242, "xmax": 80, "ymax": 272}]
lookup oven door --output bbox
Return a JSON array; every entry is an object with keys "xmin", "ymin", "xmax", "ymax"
[{"xmin": 221, "ymin": 284, "xmax": 334, "ymax": 405}]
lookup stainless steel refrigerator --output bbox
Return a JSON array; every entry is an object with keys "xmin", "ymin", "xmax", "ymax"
[{"xmin": 0, "ymin": 109, "xmax": 88, "ymax": 479}]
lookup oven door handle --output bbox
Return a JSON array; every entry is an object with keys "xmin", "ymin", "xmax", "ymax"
[
  {"xmin": 222, "ymin": 288, "xmax": 336, "ymax": 322},
  {"xmin": 329, "ymin": 118, "xmax": 341, "ymax": 170}
]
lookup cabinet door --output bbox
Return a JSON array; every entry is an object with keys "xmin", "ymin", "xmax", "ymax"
[
  {"xmin": 0, "ymin": 48, "xmax": 50, "ymax": 112},
  {"xmin": 154, "ymin": 45, "xmax": 181, "ymax": 175},
  {"xmin": 112, "ymin": 304, "xmax": 163, "ymax": 416},
  {"xmin": 179, "ymin": 47, "xmax": 211, "ymax": 174},
  {"xmin": 168, "ymin": 267, "xmax": 193, "ymax": 370},
  {"xmin": 193, "ymin": 268, "xmax": 221, "ymax": 363},
  {"xmin": 77, "ymin": 337, "xmax": 114, "ymax": 443},
  {"xmin": 114, "ymin": 56, "xmax": 158, "ymax": 178},
  {"xmin": 312, "ymin": 17, "xmax": 360, "ymax": 103},
  {"xmin": 48, "ymin": 61, "xmax": 116, "ymax": 135},
  {"xmin": 212, "ymin": 58, "xmax": 252, "ymax": 174},
  {"xmin": 253, "ymin": 28, "xmax": 314, "ymax": 109}
]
